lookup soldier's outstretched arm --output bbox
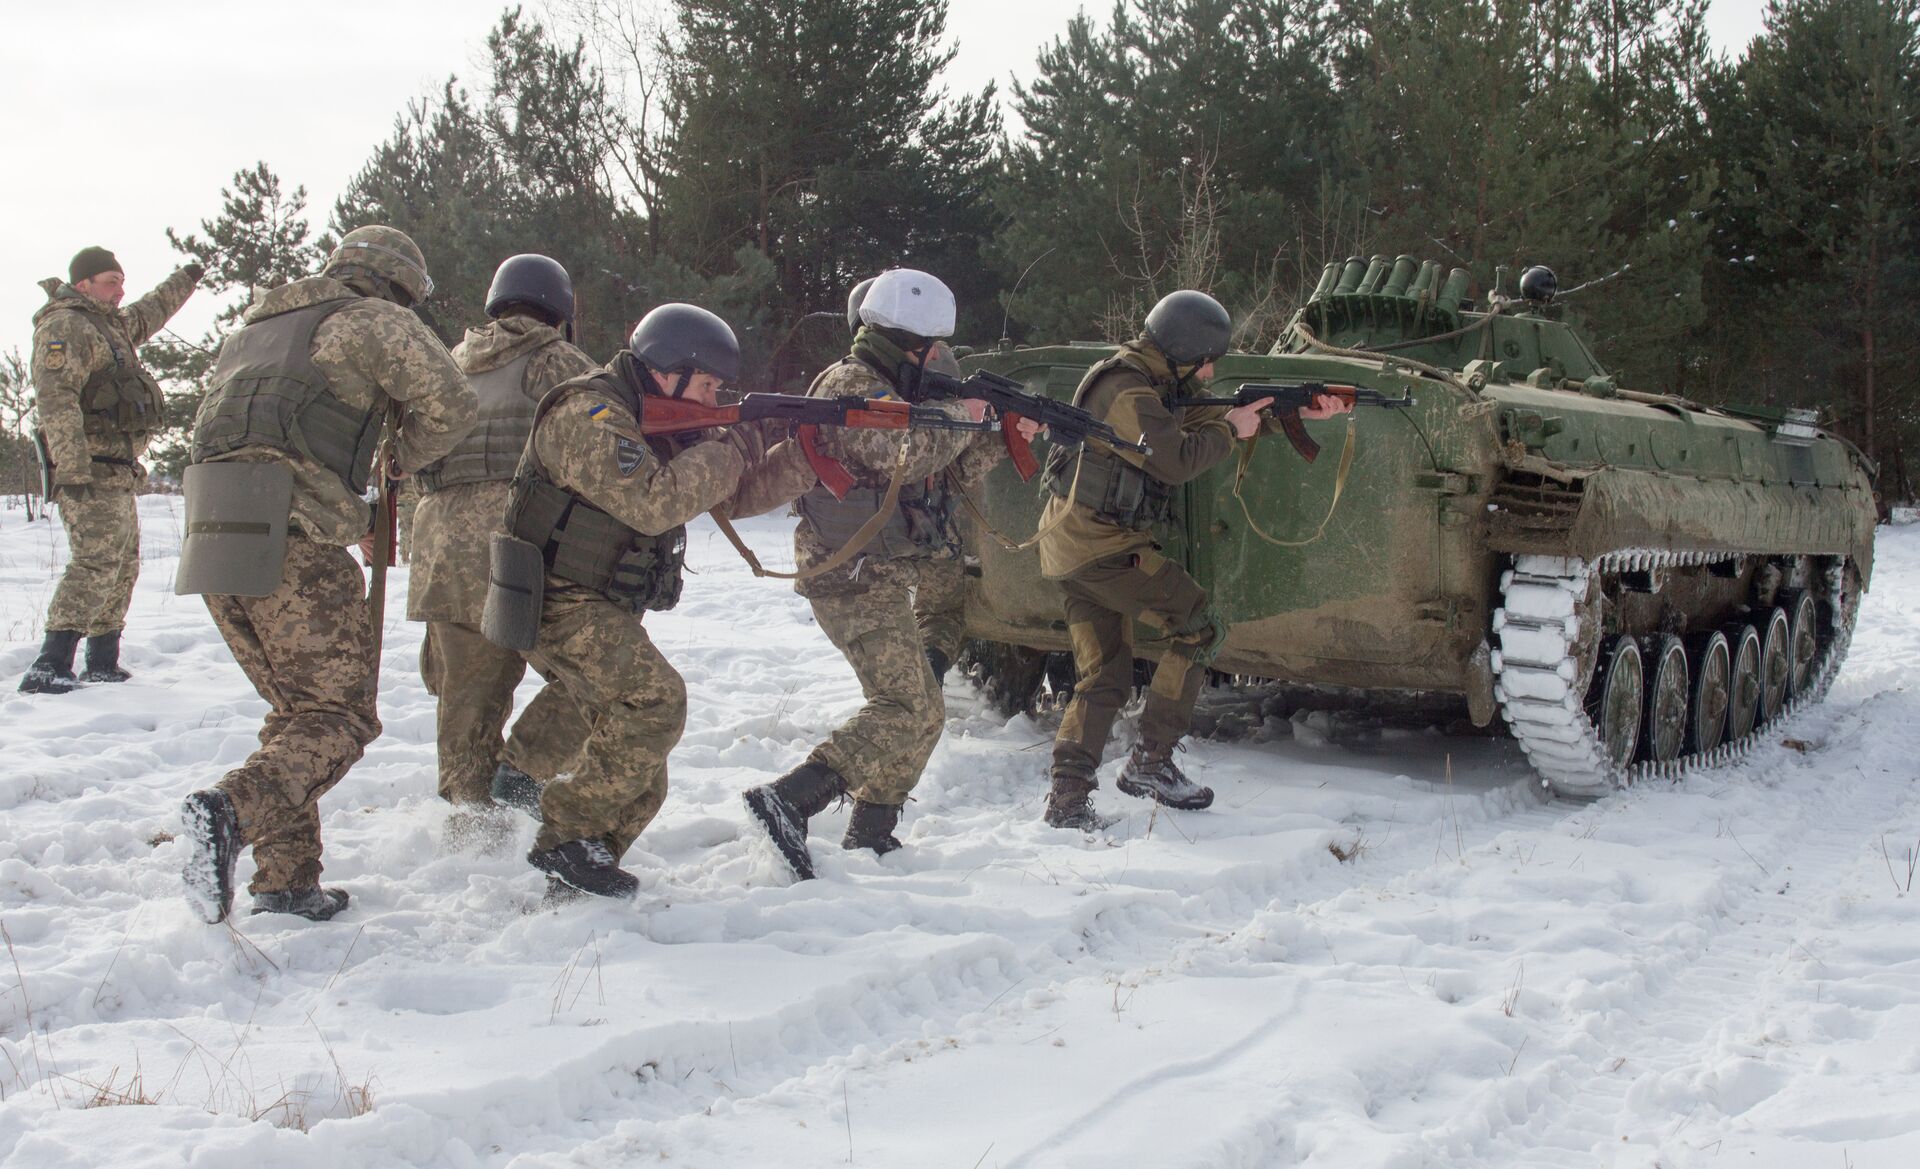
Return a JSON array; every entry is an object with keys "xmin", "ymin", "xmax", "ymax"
[
  {"xmin": 722, "ymin": 431, "xmax": 817, "ymax": 520},
  {"xmin": 355, "ymin": 302, "xmax": 477, "ymax": 472},
  {"xmin": 540, "ymin": 393, "xmax": 746, "ymax": 537},
  {"xmin": 1109, "ymin": 385, "xmax": 1236, "ymax": 485},
  {"xmin": 30, "ymin": 315, "xmax": 104, "ymax": 486},
  {"xmin": 122, "ymin": 265, "xmax": 202, "ymax": 347}
]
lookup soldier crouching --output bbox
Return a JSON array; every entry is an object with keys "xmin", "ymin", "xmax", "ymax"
[
  {"xmin": 486, "ymin": 304, "xmax": 814, "ymax": 899},
  {"xmin": 175, "ymin": 226, "xmax": 476, "ymax": 923}
]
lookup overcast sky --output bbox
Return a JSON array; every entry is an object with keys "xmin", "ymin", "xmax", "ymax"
[{"xmin": 1, "ymin": 0, "xmax": 1770, "ymax": 354}]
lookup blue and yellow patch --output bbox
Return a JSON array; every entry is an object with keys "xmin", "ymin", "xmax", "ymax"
[{"xmin": 42, "ymin": 339, "xmax": 67, "ymax": 370}]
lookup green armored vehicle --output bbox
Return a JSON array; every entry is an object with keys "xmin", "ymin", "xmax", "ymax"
[{"xmin": 959, "ymin": 255, "xmax": 1876, "ymax": 798}]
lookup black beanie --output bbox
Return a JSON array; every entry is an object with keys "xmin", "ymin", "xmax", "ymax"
[{"xmin": 69, "ymin": 247, "xmax": 123, "ymax": 285}]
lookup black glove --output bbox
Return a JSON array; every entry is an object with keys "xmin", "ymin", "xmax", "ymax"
[{"xmin": 182, "ymin": 262, "xmax": 206, "ymax": 282}]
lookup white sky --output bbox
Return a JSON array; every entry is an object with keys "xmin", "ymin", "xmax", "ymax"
[{"xmin": 1, "ymin": 0, "xmax": 1770, "ymax": 355}]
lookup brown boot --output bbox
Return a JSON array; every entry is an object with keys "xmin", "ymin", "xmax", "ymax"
[
  {"xmin": 1043, "ymin": 772, "xmax": 1110, "ymax": 830},
  {"xmin": 1117, "ymin": 740, "xmax": 1214, "ymax": 810},
  {"xmin": 841, "ymin": 799, "xmax": 903, "ymax": 855}
]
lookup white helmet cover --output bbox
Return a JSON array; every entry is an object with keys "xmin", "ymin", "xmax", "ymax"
[{"xmin": 857, "ymin": 268, "xmax": 956, "ymax": 339}]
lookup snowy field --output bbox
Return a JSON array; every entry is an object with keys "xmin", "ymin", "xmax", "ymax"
[{"xmin": 0, "ymin": 494, "xmax": 1915, "ymax": 1169}]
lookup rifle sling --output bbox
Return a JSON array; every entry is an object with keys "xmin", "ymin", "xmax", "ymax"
[
  {"xmin": 709, "ymin": 435, "xmax": 914, "ymax": 582},
  {"xmin": 1230, "ymin": 415, "xmax": 1356, "ymax": 547}
]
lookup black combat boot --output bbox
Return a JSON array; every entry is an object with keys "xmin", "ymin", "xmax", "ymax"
[
  {"xmin": 1043, "ymin": 772, "xmax": 1112, "ymax": 831},
  {"xmin": 491, "ymin": 763, "xmax": 543, "ymax": 818},
  {"xmin": 1116, "ymin": 740, "xmax": 1214, "ymax": 810},
  {"xmin": 180, "ymin": 789, "xmax": 243, "ymax": 924},
  {"xmin": 841, "ymin": 799, "xmax": 903, "ymax": 855},
  {"xmin": 528, "ymin": 838, "xmax": 639, "ymax": 900},
  {"xmin": 17, "ymin": 630, "xmax": 82, "ymax": 694},
  {"xmin": 80, "ymin": 630, "xmax": 132, "ymax": 683},
  {"xmin": 252, "ymin": 887, "xmax": 350, "ymax": 921},
  {"xmin": 926, "ymin": 647, "xmax": 952, "ymax": 686},
  {"xmin": 741, "ymin": 761, "xmax": 847, "ymax": 881}
]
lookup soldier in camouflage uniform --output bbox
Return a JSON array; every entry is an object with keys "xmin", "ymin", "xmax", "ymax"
[
  {"xmin": 407, "ymin": 255, "xmax": 595, "ymax": 824},
  {"xmin": 1036, "ymin": 290, "xmax": 1349, "ymax": 829},
  {"xmin": 743, "ymin": 269, "xmax": 1038, "ymax": 881},
  {"xmin": 178, "ymin": 226, "xmax": 476, "ymax": 923},
  {"xmin": 501, "ymin": 304, "xmax": 815, "ymax": 898},
  {"xmin": 17, "ymin": 246, "xmax": 201, "ymax": 694}
]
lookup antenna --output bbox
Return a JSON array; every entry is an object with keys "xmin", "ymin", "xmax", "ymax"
[{"xmin": 1000, "ymin": 247, "xmax": 1057, "ymax": 348}]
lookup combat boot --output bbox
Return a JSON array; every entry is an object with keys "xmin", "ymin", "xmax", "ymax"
[
  {"xmin": 742, "ymin": 761, "xmax": 847, "ymax": 881},
  {"xmin": 1116, "ymin": 740, "xmax": 1214, "ymax": 810},
  {"xmin": 491, "ymin": 763, "xmax": 543, "ymax": 819},
  {"xmin": 80, "ymin": 631, "xmax": 132, "ymax": 683},
  {"xmin": 1043, "ymin": 772, "xmax": 1114, "ymax": 831},
  {"xmin": 841, "ymin": 799, "xmax": 903, "ymax": 855},
  {"xmin": 17, "ymin": 630, "xmax": 82, "ymax": 694},
  {"xmin": 251, "ymin": 887, "xmax": 350, "ymax": 921},
  {"xmin": 926, "ymin": 647, "xmax": 952, "ymax": 685},
  {"xmin": 180, "ymin": 789, "xmax": 242, "ymax": 924},
  {"xmin": 528, "ymin": 838, "xmax": 639, "ymax": 900}
]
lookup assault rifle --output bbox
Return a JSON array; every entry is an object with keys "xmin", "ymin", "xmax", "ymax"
[
  {"xmin": 590, "ymin": 392, "xmax": 994, "ymax": 500},
  {"xmin": 1167, "ymin": 382, "xmax": 1414, "ymax": 462},
  {"xmin": 910, "ymin": 367, "xmax": 1151, "ymax": 481}
]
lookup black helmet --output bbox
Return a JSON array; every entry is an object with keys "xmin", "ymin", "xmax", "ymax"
[
  {"xmin": 846, "ymin": 275, "xmax": 878, "ymax": 334},
  {"xmin": 629, "ymin": 303, "xmax": 740, "ymax": 382},
  {"xmin": 1519, "ymin": 265, "xmax": 1558, "ymax": 304},
  {"xmin": 1143, "ymin": 290, "xmax": 1231, "ymax": 365},
  {"xmin": 486, "ymin": 254, "xmax": 574, "ymax": 325}
]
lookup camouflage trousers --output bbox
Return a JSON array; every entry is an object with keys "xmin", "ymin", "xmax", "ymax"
[
  {"xmin": 515, "ymin": 591, "xmax": 687, "ymax": 857},
  {"xmin": 1052, "ymin": 551, "xmax": 1221, "ymax": 782},
  {"xmin": 808, "ymin": 565, "xmax": 948, "ymax": 806},
  {"xmin": 206, "ymin": 534, "xmax": 381, "ymax": 894},
  {"xmin": 913, "ymin": 554, "xmax": 969, "ymax": 665},
  {"xmin": 420, "ymin": 620, "xmax": 587, "ymax": 805},
  {"xmin": 46, "ymin": 484, "xmax": 139, "ymax": 635}
]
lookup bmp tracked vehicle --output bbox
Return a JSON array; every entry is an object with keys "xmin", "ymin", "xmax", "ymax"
[{"xmin": 957, "ymin": 255, "xmax": 1876, "ymax": 798}]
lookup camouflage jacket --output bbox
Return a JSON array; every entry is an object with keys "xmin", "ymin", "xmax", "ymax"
[
  {"xmin": 531, "ymin": 361, "xmax": 817, "ymax": 603},
  {"xmin": 406, "ymin": 317, "xmax": 594, "ymax": 623},
  {"xmin": 1036, "ymin": 341, "xmax": 1238, "ymax": 579},
  {"xmin": 792, "ymin": 356, "xmax": 1003, "ymax": 596},
  {"xmin": 30, "ymin": 268, "xmax": 198, "ymax": 489},
  {"xmin": 198, "ymin": 275, "xmax": 475, "ymax": 545}
]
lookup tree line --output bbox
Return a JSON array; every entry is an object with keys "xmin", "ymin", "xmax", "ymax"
[{"xmin": 37, "ymin": 0, "xmax": 1914, "ymax": 500}]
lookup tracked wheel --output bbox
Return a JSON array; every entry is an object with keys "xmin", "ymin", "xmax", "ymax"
[
  {"xmin": 1782, "ymin": 588, "xmax": 1819, "ymax": 697},
  {"xmin": 1591, "ymin": 635, "xmax": 1645, "ymax": 769},
  {"xmin": 1643, "ymin": 635, "xmax": 1689, "ymax": 764},
  {"xmin": 1726, "ymin": 623, "xmax": 1762, "ymax": 742},
  {"xmin": 1757, "ymin": 606, "xmax": 1792, "ymax": 723},
  {"xmin": 1685, "ymin": 630, "xmax": 1730, "ymax": 755}
]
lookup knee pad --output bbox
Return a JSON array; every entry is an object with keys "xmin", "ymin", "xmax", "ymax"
[{"xmin": 1175, "ymin": 605, "xmax": 1228, "ymax": 668}]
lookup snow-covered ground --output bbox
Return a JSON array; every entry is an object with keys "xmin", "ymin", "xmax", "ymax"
[{"xmin": 0, "ymin": 494, "xmax": 1915, "ymax": 1169}]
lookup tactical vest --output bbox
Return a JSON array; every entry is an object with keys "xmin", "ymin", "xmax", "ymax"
[
  {"xmin": 73, "ymin": 312, "xmax": 164, "ymax": 437},
  {"xmin": 504, "ymin": 373, "xmax": 687, "ymax": 613},
  {"xmin": 416, "ymin": 351, "xmax": 536, "ymax": 493},
  {"xmin": 191, "ymin": 297, "xmax": 383, "ymax": 494},
  {"xmin": 792, "ymin": 358, "xmax": 956, "ymax": 560},
  {"xmin": 1040, "ymin": 352, "xmax": 1173, "ymax": 530}
]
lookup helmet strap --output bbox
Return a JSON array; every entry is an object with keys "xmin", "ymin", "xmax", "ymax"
[{"xmin": 671, "ymin": 369, "xmax": 694, "ymax": 399}]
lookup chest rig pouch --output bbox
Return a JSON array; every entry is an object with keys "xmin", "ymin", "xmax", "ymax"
[
  {"xmin": 794, "ymin": 475, "xmax": 953, "ymax": 560},
  {"xmin": 1039, "ymin": 352, "xmax": 1176, "ymax": 531},
  {"xmin": 75, "ymin": 313, "xmax": 165, "ymax": 437},
  {"xmin": 192, "ymin": 297, "xmax": 382, "ymax": 494}
]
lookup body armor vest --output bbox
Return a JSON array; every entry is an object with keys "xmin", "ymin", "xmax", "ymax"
[
  {"xmin": 191, "ymin": 297, "xmax": 383, "ymax": 494},
  {"xmin": 1040, "ymin": 351, "xmax": 1173, "ymax": 530},
  {"xmin": 793, "ymin": 358, "xmax": 956, "ymax": 560},
  {"xmin": 504, "ymin": 372, "xmax": 687, "ymax": 613},
  {"xmin": 73, "ymin": 312, "xmax": 164, "ymax": 437},
  {"xmin": 417, "ymin": 351, "xmax": 536, "ymax": 493}
]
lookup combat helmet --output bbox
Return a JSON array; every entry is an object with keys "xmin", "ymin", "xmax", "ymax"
[
  {"xmin": 629, "ymin": 303, "xmax": 740, "ymax": 386},
  {"xmin": 1144, "ymin": 290, "xmax": 1231, "ymax": 365},
  {"xmin": 486, "ymin": 254, "xmax": 574, "ymax": 327},
  {"xmin": 326, "ymin": 225, "xmax": 433, "ymax": 307},
  {"xmin": 846, "ymin": 275, "xmax": 879, "ymax": 334},
  {"xmin": 859, "ymin": 269, "xmax": 955, "ymax": 341}
]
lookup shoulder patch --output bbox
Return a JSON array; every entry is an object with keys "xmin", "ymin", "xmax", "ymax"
[
  {"xmin": 615, "ymin": 436, "xmax": 648, "ymax": 477},
  {"xmin": 42, "ymin": 339, "xmax": 66, "ymax": 369}
]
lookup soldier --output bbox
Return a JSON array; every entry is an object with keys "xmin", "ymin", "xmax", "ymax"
[
  {"xmin": 176, "ymin": 225, "xmax": 476, "ymax": 923},
  {"xmin": 1035, "ymin": 290, "xmax": 1350, "ymax": 829},
  {"xmin": 17, "ymin": 246, "xmax": 201, "ymax": 694},
  {"xmin": 494, "ymin": 304, "xmax": 815, "ymax": 898},
  {"xmin": 846, "ymin": 274, "xmax": 971, "ymax": 685},
  {"xmin": 742, "ymin": 269, "xmax": 1038, "ymax": 881},
  {"xmin": 407, "ymin": 255, "xmax": 595, "ymax": 826}
]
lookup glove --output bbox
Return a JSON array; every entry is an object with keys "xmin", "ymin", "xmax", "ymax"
[{"xmin": 182, "ymin": 262, "xmax": 206, "ymax": 282}]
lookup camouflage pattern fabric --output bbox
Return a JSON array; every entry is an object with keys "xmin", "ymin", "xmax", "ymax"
[
  {"xmin": 912, "ymin": 552, "xmax": 970, "ymax": 665},
  {"xmin": 196, "ymin": 275, "xmax": 474, "ymax": 546},
  {"xmin": 31, "ymin": 268, "xmax": 198, "ymax": 490},
  {"xmin": 806, "ymin": 569, "xmax": 947, "ymax": 805},
  {"xmin": 45, "ymin": 484, "xmax": 139, "ymax": 634},
  {"xmin": 205, "ymin": 534, "xmax": 380, "ymax": 893},
  {"xmin": 395, "ymin": 480, "xmax": 419, "ymax": 563},
  {"xmin": 1051, "ymin": 549, "xmax": 1220, "ymax": 783},
  {"xmin": 419, "ymin": 620, "xmax": 587, "ymax": 804},
  {"xmin": 522, "ymin": 593, "xmax": 687, "ymax": 856}
]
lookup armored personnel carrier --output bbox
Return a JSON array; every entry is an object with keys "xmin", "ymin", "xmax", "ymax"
[{"xmin": 958, "ymin": 255, "xmax": 1876, "ymax": 798}]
